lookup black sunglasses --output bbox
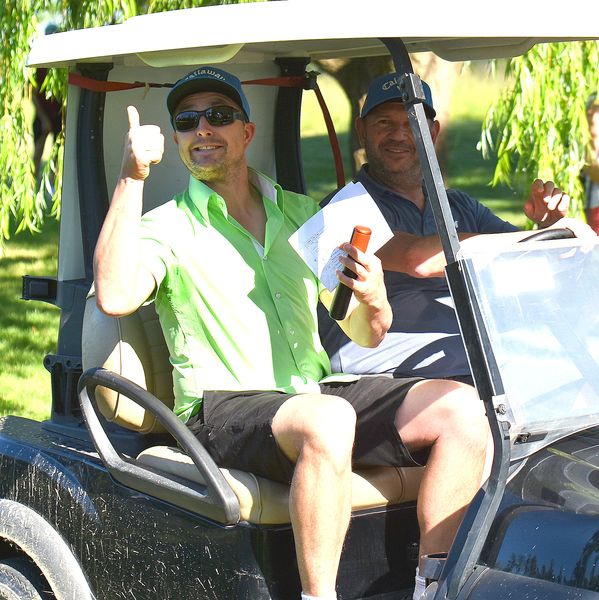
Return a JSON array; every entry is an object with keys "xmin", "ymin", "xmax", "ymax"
[{"xmin": 173, "ymin": 105, "xmax": 246, "ymax": 131}]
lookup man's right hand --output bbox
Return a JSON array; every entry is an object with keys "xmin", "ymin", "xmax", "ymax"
[{"xmin": 120, "ymin": 105, "xmax": 165, "ymax": 181}]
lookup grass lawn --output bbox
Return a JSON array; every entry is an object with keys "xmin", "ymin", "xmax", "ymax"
[
  {"xmin": 1, "ymin": 63, "xmax": 518, "ymax": 422},
  {"xmin": 445, "ymin": 65, "xmax": 526, "ymax": 228},
  {"xmin": 0, "ymin": 219, "xmax": 59, "ymax": 420}
]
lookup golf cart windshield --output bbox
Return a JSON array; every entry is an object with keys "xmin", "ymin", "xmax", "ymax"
[{"xmin": 460, "ymin": 238, "xmax": 599, "ymax": 461}]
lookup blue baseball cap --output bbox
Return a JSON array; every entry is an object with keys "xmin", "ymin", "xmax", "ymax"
[
  {"xmin": 361, "ymin": 73, "xmax": 436, "ymax": 119},
  {"xmin": 167, "ymin": 66, "xmax": 250, "ymax": 122}
]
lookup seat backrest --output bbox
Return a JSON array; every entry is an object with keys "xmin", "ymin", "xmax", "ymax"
[{"xmin": 82, "ymin": 295, "xmax": 173, "ymax": 433}]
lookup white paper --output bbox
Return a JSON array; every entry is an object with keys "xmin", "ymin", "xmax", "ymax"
[{"xmin": 289, "ymin": 182, "xmax": 394, "ymax": 291}]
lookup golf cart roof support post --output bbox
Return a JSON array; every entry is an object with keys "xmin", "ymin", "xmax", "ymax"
[
  {"xmin": 432, "ymin": 260, "xmax": 512, "ymax": 600},
  {"xmin": 380, "ymin": 37, "xmax": 461, "ymax": 265},
  {"xmin": 75, "ymin": 63, "xmax": 111, "ymax": 284},
  {"xmin": 274, "ymin": 57, "xmax": 310, "ymax": 194}
]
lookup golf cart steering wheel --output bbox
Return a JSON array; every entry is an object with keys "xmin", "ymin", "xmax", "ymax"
[{"xmin": 520, "ymin": 228, "xmax": 576, "ymax": 242}]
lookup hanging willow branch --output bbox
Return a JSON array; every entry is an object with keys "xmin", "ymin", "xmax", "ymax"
[
  {"xmin": 481, "ymin": 41, "xmax": 599, "ymax": 227},
  {"xmin": 0, "ymin": 0, "xmax": 264, "ymax": 250}
]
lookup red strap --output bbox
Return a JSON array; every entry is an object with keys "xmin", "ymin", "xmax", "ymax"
[
  {"xmin": 244, "ymin": 76, "xmax": 346, "ymax": 186},
  {"xmin": 68, "ymin": 72, "xmax": 306, "ymax": 92},
  {"xmin": 68, "ymin": 72, "xmax": 162, "ymax": 92},
  {"xmin": 68, "ymin": 72, "xmax": 346, "ymax": 187},
  {"xmin": 243, "ymin": 76, "xmax": 307, "ymax": 88},
  {"xmin": 314, "ymin": 83, "xmax": 346, "ymax": 188}
]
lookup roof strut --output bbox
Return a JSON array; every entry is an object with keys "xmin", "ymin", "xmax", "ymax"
[
  {"xmin": 378, "ymin": 37, "xmax": 511, "ymax": 600},
  {"xmin": 380, "ymin": 38, "xmax": 461, "ymax": 265}
]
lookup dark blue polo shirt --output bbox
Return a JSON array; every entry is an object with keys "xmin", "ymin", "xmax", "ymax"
[{"xmin": 318, "ymin": 165, "xmax": 518, "ymax": 379}]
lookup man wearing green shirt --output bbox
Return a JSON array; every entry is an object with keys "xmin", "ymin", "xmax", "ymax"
[{"xmin": 93, "ymin": 66, "xmax": 490, "ymax": 600}]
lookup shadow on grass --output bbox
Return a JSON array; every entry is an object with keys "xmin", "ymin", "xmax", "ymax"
[
  {"xmin": 302, "ymin": 131, "xmax": 352, "ymax": 201},
  {"xmin": 445, "ymin": 116, "xmax": 522, "ymax": 219}
]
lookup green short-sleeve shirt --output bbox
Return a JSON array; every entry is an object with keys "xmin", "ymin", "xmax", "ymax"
[{"xmin": 140, "ymin": 169, "xmax": 334, "ymax": 421}]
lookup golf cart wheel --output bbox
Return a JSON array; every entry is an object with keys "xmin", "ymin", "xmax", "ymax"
[{"xmin": 0, "ymin": 557, "xmax": 51, "ymax": 600}]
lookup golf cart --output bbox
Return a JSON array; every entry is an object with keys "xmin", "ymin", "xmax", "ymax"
[{"xmin": 3, "ymin": 3, "xmax": 599, "ymax": 599}]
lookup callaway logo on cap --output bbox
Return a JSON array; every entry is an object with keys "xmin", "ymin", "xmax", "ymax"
[
  {"xmin": 361, "ymin": 73, "xmax": 436, "ymax": 119},
  {"xmin": 167, "ymin": 66, "xmax": 250, "ymax": 121}
]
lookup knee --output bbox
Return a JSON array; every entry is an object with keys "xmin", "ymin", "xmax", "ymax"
[
  {"xmin": 435, "ymin": 382, "xmax": 489, "ymax": 447},
  {"xmin": 300, "ymin": 395, "xmax": 356, "ymax": 466}
]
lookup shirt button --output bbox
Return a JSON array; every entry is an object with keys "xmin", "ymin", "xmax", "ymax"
[
  {"xmin": 275, "ymin": 292, "xmax": 282, "ymax": 299},
  {"xmin": 289, "ymin": 329, "xmax": 295, "ymax": 336},
  {"xmin": 263, "ymin": 255, "xmax": 268, "ymax": 261}
]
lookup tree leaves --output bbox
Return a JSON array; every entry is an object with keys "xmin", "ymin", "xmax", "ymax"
[
  {"xmin": 481, "ymin": 42, "xmax": 599, "ymax": 225},
  {"xmin": 0, "ymin": 0, "xmax": 269, "ymax": 249}
]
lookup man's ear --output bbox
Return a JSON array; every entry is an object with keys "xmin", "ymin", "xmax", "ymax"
[
  {"xmin": 430, "ymin": 119, "xmax": 441, "ymax": 144},
  {"xmin": 355, "ymin": 116, "xmax": 366, "ymax": 147},
  {"xmin": 243, "ymin": 121, "xmax": 256, "ymax": 147},
  {"xmin": 173, "ymin": 131, "xmax": 179, "ymax": 146}
]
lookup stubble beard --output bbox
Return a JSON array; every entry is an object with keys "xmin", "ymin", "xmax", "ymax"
[
  {"xmin": 368, "ymin": 150, "xmax": 423, "ymax": 192},
  {"xmin": 181, "ymin": 147, "xmax": 243, "ymax": 184},
  {"xmin": 185, "ymin": 159, "xmax": 229, "ymax": 182}
]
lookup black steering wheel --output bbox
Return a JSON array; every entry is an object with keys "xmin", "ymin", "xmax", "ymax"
[{"xmin": 519, "ymin": 227, "xmax": 575, "ymax": 242}]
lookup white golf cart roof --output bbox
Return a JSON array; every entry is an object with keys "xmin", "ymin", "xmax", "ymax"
[{"xmin": 27, "ymin": 0, "xmax": 598, "ymax": 68}]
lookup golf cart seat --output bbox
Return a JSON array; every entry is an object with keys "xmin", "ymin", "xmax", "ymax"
[{"xmin": 81, "ymin": 295, "xmax": 423, "ymax": 525}]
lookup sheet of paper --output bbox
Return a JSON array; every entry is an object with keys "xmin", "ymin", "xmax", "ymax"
[{"xmin": 289, "ymin": 182, "xmax": 394, "ymax": 291}]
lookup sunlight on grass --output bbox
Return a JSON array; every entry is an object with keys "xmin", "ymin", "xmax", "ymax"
[
  {"xmin": 445, "ymin": 63, "xmax": 523, "ymax": 225},
  {"xmin": 302, "ymin": 71, "xmax": 351, "ymax": 137},
  {"xmin": 0, "ymin": 220, "xmax": 59, "ymax": 420}
]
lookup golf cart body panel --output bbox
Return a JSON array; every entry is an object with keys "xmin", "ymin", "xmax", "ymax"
[{"xmin": 3, "ymin": 3, "xmax": 599, "ymax": 598}]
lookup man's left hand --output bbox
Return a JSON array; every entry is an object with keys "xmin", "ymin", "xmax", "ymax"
[
  {"xmin": 524, "ymin": 179, "xmax": 570, "ymax": 228},
  {"xmin": 337, "ymin": 243, "xmax": 387, "ymax": 310}
]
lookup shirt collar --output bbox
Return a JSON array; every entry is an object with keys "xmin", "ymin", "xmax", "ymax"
[
  {"xmin": 356, "ymin": 164, "xmax": 397, "ymax": 199},
  {"xmin": 186, "ymin": 168, "xmax": 284, "ymax": 224}
]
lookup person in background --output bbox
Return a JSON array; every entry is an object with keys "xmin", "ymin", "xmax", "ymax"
[
  {"xmin": 319, "ymin": 73, "xmax": 594, "ymax": 386},
  {"xmin": 583, "ymin": 94, "xmax": 599, "ymax": 233},
  {"xmin": 32, "ymin": 23, "xmax": 62, "ymax": 178}
]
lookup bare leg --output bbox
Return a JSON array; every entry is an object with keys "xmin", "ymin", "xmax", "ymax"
[
  {"xmin": 272, "ymin": 393, "xmax": 356, "ymax": 596},
  {"xmin": 395, "ymin": 380, "xmax": 491, "ymax": 565}
]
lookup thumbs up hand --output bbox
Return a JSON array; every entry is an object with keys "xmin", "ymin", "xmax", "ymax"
[{"xmin": 120, "ymin": 106, "xmax": 165, "ymax": 181}]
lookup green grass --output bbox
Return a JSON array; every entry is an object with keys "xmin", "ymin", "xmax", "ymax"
[
  {"xmin": 0, "ymin": 219, "xmax": 59, "ymax": 420},
  {"xmin": 1, "ymin": 65, "xmax": 521, "ymax": 421},
  {"xmin": 444, "ymin": 65, "xmax": 526, "ymax": 228}
]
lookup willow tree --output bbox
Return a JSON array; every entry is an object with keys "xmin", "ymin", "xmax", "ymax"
[
  {"xmin": 0, "ymin": 0, "xmax": 260, "ymax": 249},
  {"xmin": 481, "ymin": 41, "xmax": 599, "ymax": 224}
]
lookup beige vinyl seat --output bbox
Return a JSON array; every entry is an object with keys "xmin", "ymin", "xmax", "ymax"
[{"xmin": 81, "ymin": 295, "xmax": 423, "ymax": 525}]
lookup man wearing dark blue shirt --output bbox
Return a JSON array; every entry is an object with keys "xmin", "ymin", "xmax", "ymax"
[{"xmin": 320, "ymin": 73, "xmax": 574, "ymax": 384}]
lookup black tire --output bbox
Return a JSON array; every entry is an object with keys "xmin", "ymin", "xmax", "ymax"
[{"xmin": 0, "ymin": 557, "xmax": 51, "ymax": 600}]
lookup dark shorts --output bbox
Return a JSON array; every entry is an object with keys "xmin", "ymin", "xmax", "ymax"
[{"xmin": 186, "ymin": 376, "xmax": 423, "ymax": 485}]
